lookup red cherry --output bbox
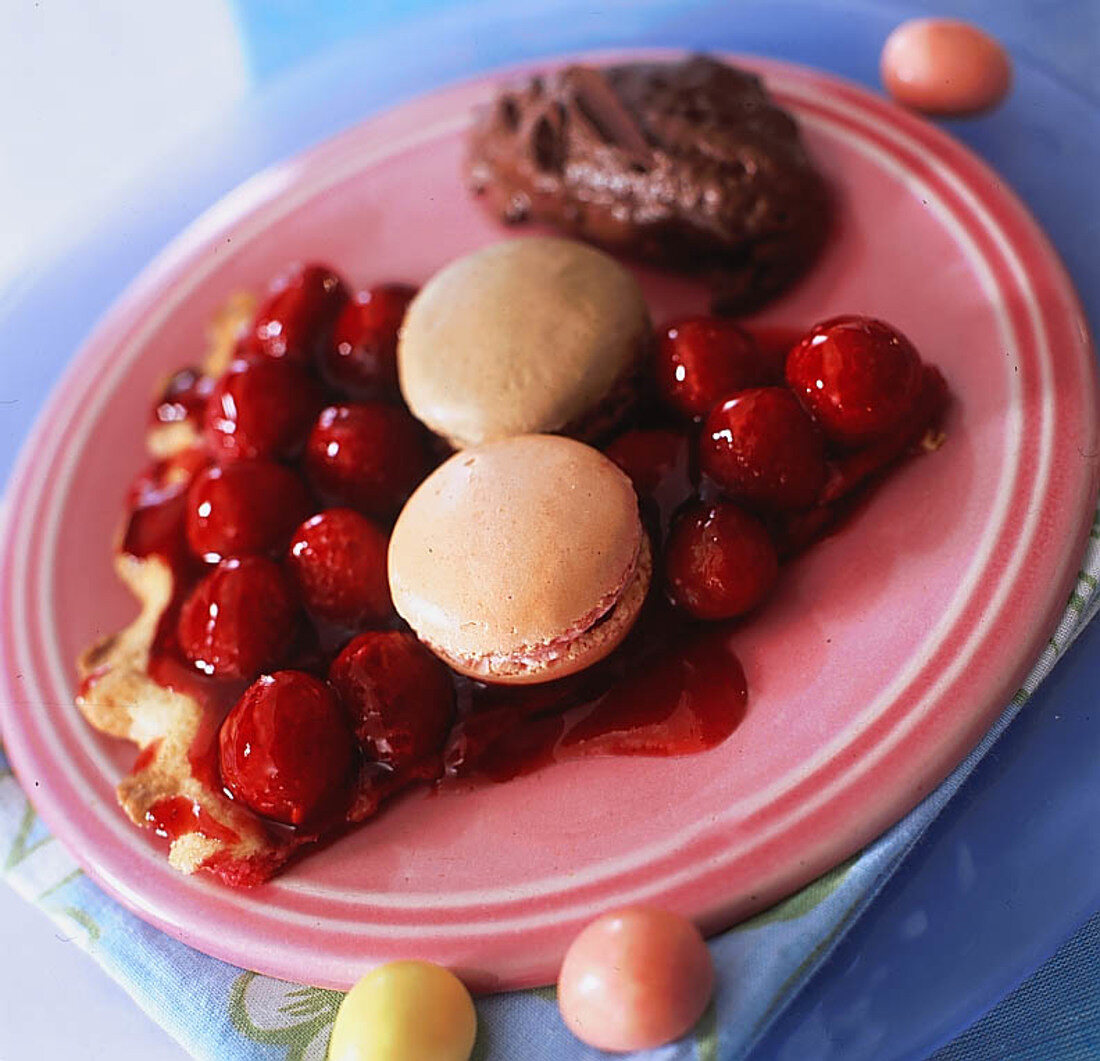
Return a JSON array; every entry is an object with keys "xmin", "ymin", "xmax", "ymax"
[
  {"xmin": 820, "ymin": 363, "xmax": 950, "ymax": 505},
  {"xmin": 251, "ymin": 263, "xmax": 348, "ymax": 366},
  {"xmin": 321, "ymin": 283, "xmax": 417, "ymax": 398},
  {"xmin": 286, "ymin": 508, "xmax": 392, "ymax": 626},
  {"xmin": 656, "ymin": 317, "xmax": 771, "ymax": 419},
  {"xmin": 177, "ymin": 557, "xmax": 299, "ymax": 679},
  {"xmin": 605, "ymin": 429, "xmax": 690, "ymax": 498},
  {"xmin": 204, "ymin": 357, "xmax": 322, "ymax": 462},
  {"xmin": 185, "ymin": 460, "xmax": 313, "ymax": 563},
  {"xmin": 127, "ymin": 447, "xmax": 211, "ymax": 510},
  {"xmin": 123, "ymin": 449, "xmax": 212, "ymax": 564},
  {"xmin": 785, "ymin": 316, "xmax": 924, "ymax": 446},
  {"xmin": 664, "ymin": 501, "xmax": 778, "ymax": 619},
  {"xmin": 219, "ymin": 670, "xmax": 355, "ymax": 826},
  {"xmin": 700, "ymin": 387, "xmax": 826, "ymax": 510},
  {"xmin": 304, "ymin": 402, "xmax": 430, "ymax": 517},
  {"xmin": 153, "ymin": 367, "xmax": 213, "ymax": 425},
  {"xmin": 329, "ymin": 631, "xmax": 454, "ymax": 769}
]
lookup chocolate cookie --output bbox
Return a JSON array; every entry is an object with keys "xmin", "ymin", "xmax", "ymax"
[{"xmin": 466, "ymin": 56, "xmax": 831, "ymax": 312}]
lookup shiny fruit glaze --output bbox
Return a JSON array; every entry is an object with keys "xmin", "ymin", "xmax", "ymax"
[
  {"xmin": 219, "ymin": 670, "xmax": 356, "ymax": 826},
  {"xmin": 153, "ymin": 367, "xmax": 214, "ymax": 426},
  {"xmin": 305, "ymin": 402, "xmax": 431, "ymax": 517},
  {"xmin": 251, "ymin": 263, "xmax": 349, "ymax": 366},
  {"xmin": 700, "ymin": 387, "xmax": 827, "ymax": 510},
  {"xmin": 329, "ymin": 631, "xmax": 455, "ymax": 770},
  {"xmin": 204, "ymin": 356, "xmax": 323, "ymax": 461},
  {"xmin": 323, "ymin": 283, "xmax": 418, "ymax": 398},
  {"xmin": 287, "ymin": 508, "xmax": 393, "ymax": 626},
  {"xmin": 176, "ymin": 557, "xmax": 300, "ymax": 680},
  {"xmin": 185, "ymin": 460, "xmax": 313, "ymax": 562},
  {"xmin": 664, "ymin": 501, "xmax": 780, "ymax": 620},
  {"xmin": 786, "ymin": 315, "xmax": 924, "ymax": 446},
  {"xmin": 442, "ymin": 615, "xmax": 749, "ymax": 783},
  {"xmin": 145, "ymin": 795, "xmax": 240, "ymax": 844},
  {"xmin": 605, "ymin": 427, "xmax": 692, "ymax": 499},
  {"xmin": 656, "ymin": 316, "xmax": 773, "ymax": 419},
  {"xmin": 110, "ymin": 260, "xmax": 947, "ymax": 883}
]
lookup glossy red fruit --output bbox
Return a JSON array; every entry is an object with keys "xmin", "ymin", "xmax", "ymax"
[
  {"xmin": 786, "ymin": 315, "xmax": 924, "ymax": 446},
  {"xmin": 186, "ymin": 460, "xmax": 313, "ymax": 562},
  {"xmin": 304, "ymin": 402, "xmax": 430, "ymax": 517},
  {"xmin": 204, "ymin": 357, "xmax": 323, "ymax": 462},
  {"xmin": 286, "ymin": 508, "xmax": 392, "ymax": 626},
  {"xmin": 664, "ymin": 501, "xmax": 779, "ymax": 619},
  {"xmin": 656, "ymin": 317, "xmax": 771, "ymax": 419},
  {"xmin": 329, "ymin": 631, "xmax": 455, "ymax": 769},
  {"xmin": 177, "ymin": 557, "xmax": 299, "ymax": 679},
  {"xmin": 153, "ymin": 367, "xmax": 213, "ymax": 425},
  {"xmin": 127, "ymin": 447, "xmax": 211, "ymax": 510},
  {"xmin": 123, "ymin": 449, "xmax": 212, "ymax": 565},
  {"xmin": 605, "ymin": 429, "xmax": 690, "ymax": 498},
  {"xmin": 820, "ymin": 363, "xmax": 950, "ymax": 505},
  {"xmin": 252, "ymin": 263, "xmax": 348, "ymax": 366},
  {"xmin": 322, "ymin": 283, "xmax": 417, "ymax": 398},
  {"xmin": 700, "ymin": 387, "xmax": 827, "ymax": 510},
  {"xmin": 219, "ymin": 670, "xmax": 355, "ymax": 826}
]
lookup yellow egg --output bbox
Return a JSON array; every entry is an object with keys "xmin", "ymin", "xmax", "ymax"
[{"xmin": 327, "ymin": 961, "xmax": 477, "ymax": 1061}]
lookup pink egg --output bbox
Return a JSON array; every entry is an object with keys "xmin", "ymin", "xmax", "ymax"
[
  {"xmin": 557, "ymin": 906, "xmax": 715, "ymax": 1052},
  {"xmin": 881, "ymin": 18, "xmax": 1012, "ymax": 116}
]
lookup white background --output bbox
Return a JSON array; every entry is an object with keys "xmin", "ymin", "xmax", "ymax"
[{"xmin": 2, "ymin": 4, "xmax": 244, "ymax": 1057}]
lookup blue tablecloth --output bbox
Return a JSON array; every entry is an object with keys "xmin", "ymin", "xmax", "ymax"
[{"xmin": 2, "ymin": 2, "xmax": 1098, "ymax": 1058}]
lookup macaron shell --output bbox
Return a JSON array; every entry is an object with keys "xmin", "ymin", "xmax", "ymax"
[
  {"xmin": 397, "ymin": 237, "xmax": 650, "ymax": 447},
  {"xmin": 388, "ymin": 434, "xmax": 642, "ymax": 664},
  {"xmin": 431, "ymin": 533, "xmax": 652, "ymax": 685}
]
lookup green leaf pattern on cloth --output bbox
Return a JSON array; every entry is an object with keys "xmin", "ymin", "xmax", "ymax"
[
  {"xmin": 0, "ymin": 757, "xmax": 97, "ymax": 943},
  {"xmin": 739, "ymin": 858, "xmax": 854, "ymax": 930},
  {"xmin": 4, "ymin": 798, "xmax": 52, "ymax": 872},
  {"xmin": 229, "ymin": 972, "xmax": 343, "ymax": 1061},
  {"xmin": 694, "ymin": 999, "xmax": 719, "ymax": 1060}
]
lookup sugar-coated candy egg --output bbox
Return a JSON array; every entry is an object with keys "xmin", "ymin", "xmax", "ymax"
[
  {"xmin": 327, "ymin": 961, "xmax": 477, "ymax": 1061},
  {"xmin": 557, "ymin": 906, "xmax": 715, "ymax": 1052},
  {"xmin": 881, "ymin": 18, "xmax": 1012, "ymax": 116}
]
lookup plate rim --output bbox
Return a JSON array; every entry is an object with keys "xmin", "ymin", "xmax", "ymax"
[{"xmin": 1, "ymin": 50, "xmax": 1096, "ymax": 990}]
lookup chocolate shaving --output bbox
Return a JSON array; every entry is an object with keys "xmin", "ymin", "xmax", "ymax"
[{"xmin": 565, "ymin": 65, "xmax": 653, "ymax": 168}]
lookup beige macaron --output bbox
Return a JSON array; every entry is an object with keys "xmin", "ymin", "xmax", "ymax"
[
  {"xmin": 387, "ymin": 434, "xmax": 651, "ymax": 684},
  {"xmin": 397, "ymin": 237, "xmax": 651, "ymax": 449}
]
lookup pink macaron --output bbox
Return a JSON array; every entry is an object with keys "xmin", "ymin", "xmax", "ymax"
[{"xmin": 387, "ymin": 434, "xmax": 651, "ymax": 684}]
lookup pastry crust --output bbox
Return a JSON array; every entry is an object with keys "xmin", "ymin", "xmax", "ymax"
[{"xmin": 76, "ymin": 293, "xmax": 290, "ymax": 885}]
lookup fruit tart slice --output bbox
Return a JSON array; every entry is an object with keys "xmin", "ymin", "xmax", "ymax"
[
  {"xmin": 76, "ymin": 255, "xmax": 950, "ymax": 889},
  {"xmin": 77, "ymin": 266, "xmax": 452, "ymax": 886}
]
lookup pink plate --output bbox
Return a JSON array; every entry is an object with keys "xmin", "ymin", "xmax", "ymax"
[{"xmin": 1, "ymin": 53, "xmax": 1097, "ymax": 992}]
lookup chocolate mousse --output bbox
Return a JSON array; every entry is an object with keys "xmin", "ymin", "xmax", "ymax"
[{"xmin": 467, "ymin": 55, "xmax": 831, "ymax": 312}]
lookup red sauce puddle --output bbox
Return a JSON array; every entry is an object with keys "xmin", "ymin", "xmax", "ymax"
[
  {"xmin": 132, "ymin": 739, "xmax": 162, "ymax": 773},
  {"xmin": 444, "ymin": 608, "xmax": 748, "ymax": 783},
  {"xmin": 145, "ymin": 795, "xmax": 239, "ymax": 844}
]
